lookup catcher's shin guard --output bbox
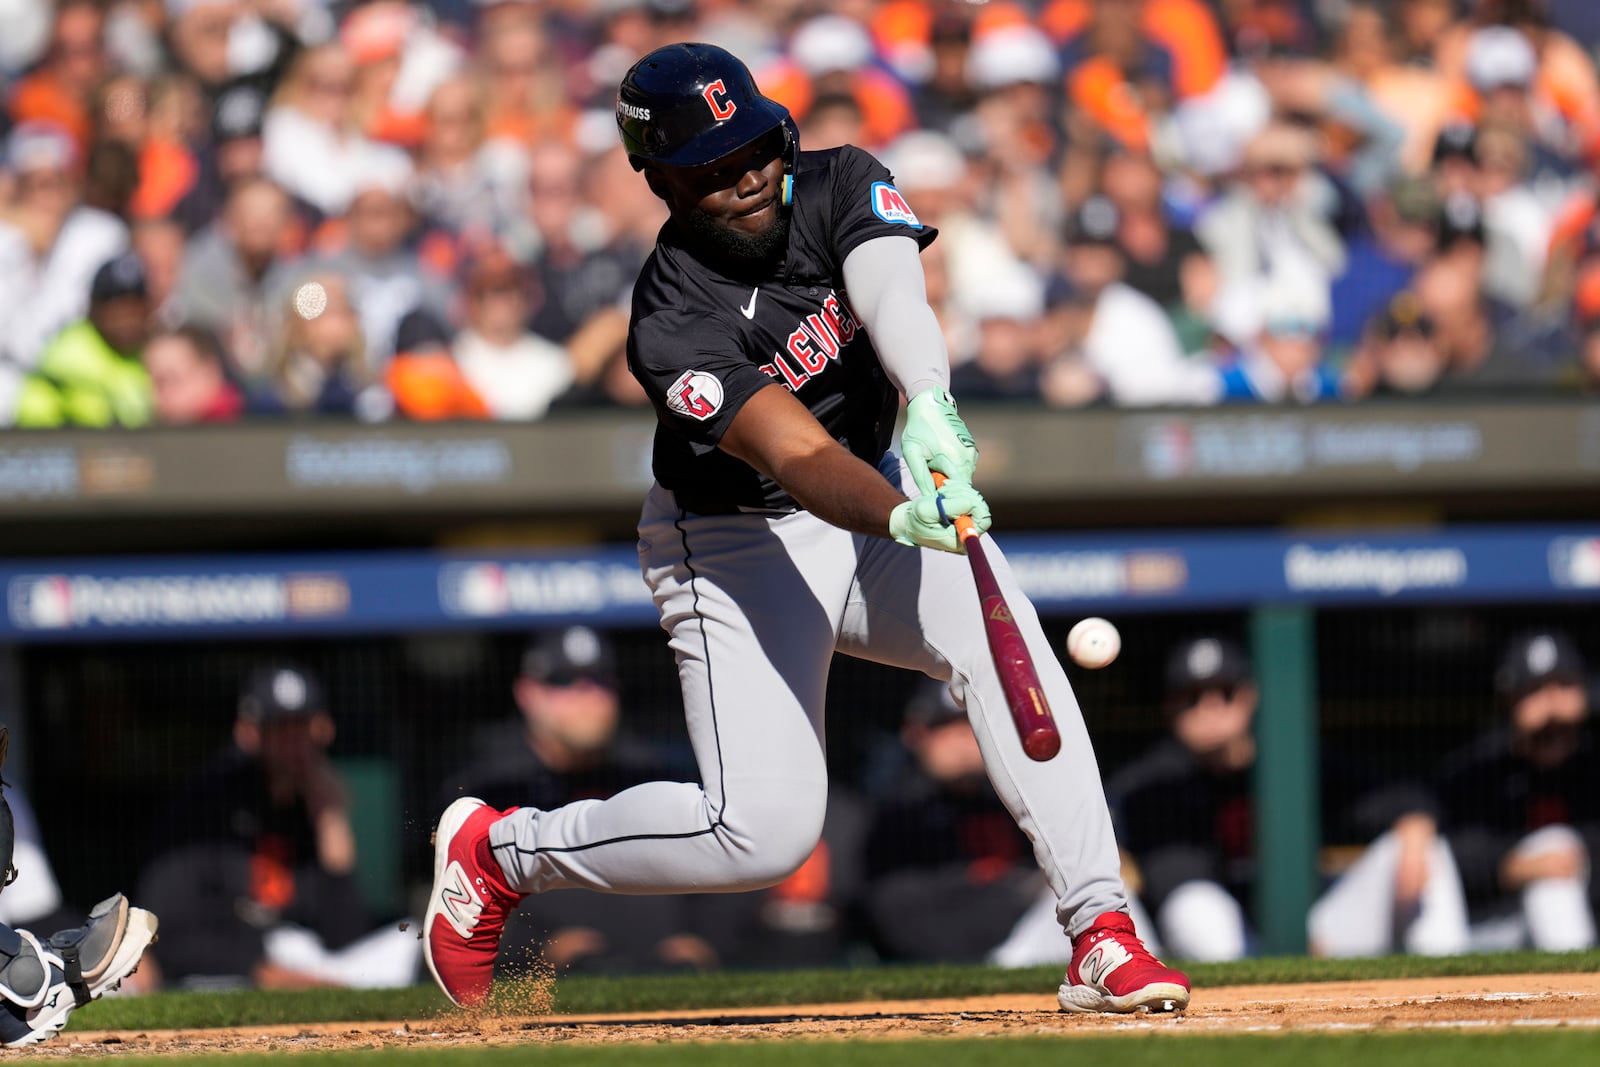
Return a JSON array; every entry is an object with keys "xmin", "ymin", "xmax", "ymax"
[
  {"xmin": 0, "ymin": 895, "xmax": 159, "ymax": 1047},
  {"xmin": 0, "ymin": 926, "xmax": 50, "ymax": 1012}
]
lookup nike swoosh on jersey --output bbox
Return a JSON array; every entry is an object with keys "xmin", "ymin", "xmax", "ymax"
[{"xmin": 740, "ymin": 287, "xmax": 759, "ymax": 319}]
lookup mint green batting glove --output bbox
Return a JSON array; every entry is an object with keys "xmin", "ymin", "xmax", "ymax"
[
  {"xmin": 901, "ymin": 388, "xmax": 978, "ymax": 497},
  {"xmin": 888, "ymin": 480, "xmax": 993, "ymax": 553}
]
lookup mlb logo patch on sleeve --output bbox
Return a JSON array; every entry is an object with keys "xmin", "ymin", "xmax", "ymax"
[
  {"xmin": 870, "ymin": 182, "xmax": 922, "ymax": 228},
  {"xmin": 667, "ymin": 370, "xmax": 725, "ymax": 420}
]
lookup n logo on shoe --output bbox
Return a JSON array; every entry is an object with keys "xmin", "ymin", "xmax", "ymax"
[
  {"xmin": 439, "ymin": 861, "xmax": 484, "ymax": 940},
  {"xmin": 1081, "ymin": 941, "xmax": 1131, "ymax": 988}
]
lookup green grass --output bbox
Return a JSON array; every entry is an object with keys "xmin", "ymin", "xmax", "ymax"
[
  {"xmin": 69, "ymin": 948, "xmax": 1600, "ymax": 1033},
  {"xmin": 81, "ymin": 1033, "xmax": 1600, "ymax": 1067}
]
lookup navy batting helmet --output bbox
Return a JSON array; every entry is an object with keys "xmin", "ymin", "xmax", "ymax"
[{"xmin": 617, "ymin": 43, "xmax": 795, "ymax": 174}]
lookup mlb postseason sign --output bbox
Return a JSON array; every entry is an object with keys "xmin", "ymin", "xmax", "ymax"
[{"xmin": 1, "ymin": 526, "xmax": 1596, "ymax": 641}]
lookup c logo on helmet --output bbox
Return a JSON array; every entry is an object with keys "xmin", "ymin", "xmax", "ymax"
[{"xmin": 702, "ymin": 79, "xmax": 737, "ymax": 120}]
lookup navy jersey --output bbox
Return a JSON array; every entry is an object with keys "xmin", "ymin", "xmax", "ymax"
[{"xmin": 627, "ymin": 145, "xmax": 937, "ymax": 514}]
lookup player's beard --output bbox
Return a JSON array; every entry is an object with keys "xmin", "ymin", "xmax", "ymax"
[{"xmin": 681, "ymin": 206, "xmax": 790, "ymax": 272}]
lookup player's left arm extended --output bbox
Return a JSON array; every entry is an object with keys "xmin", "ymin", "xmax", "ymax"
[
  {"xmin": 841, "ymin": 235, "xmax": 977, "ymax": 493},
  {"xmin": 718, "ymin": 384, "xmax": 989, "ymax": 553}
]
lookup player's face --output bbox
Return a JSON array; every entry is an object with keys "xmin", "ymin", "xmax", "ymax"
[
  {"xmin": 1512, "ymin": 682, "xmax": 1587, "ymax": 768},
  {"xmin": 1172, "ymin": 684, "xmax": 1257, "ymax": 759},
  {"xmin": 650, "ymin": 128, "xmax": 787, "ymax": 259},
  {"xmin": 517, "ymin": 675, "xmax": 621, "ymax": 757}
]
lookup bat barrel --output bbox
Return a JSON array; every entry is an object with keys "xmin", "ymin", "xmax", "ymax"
[
  {"xmin": 1022, "ymin": 727, "xmax": 1061, "ymax": 761},
  {"xmin": 929, "ymin": 471, "xmax": 1062, "ymax": 762},
  {"xmin": 969, "ymin": 542, "xmax": 1060, "ymax": 762}
]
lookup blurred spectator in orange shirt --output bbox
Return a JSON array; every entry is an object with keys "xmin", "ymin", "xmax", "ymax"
[
  {"xmin": 126, "ymin": 73, "xmax": 206, "ymax": 224},
  {"xmin": 1062, "ymin": 34, "xmax": 1167, "ymax": 157},
  {"xmin": 344, "ymin": 0, "xmax": 422, "ymax": 144},
  {"xmin": 9, "ymin": 0, "xmax": 107, "ymax": 152},
  {"xmin": 1435, "ymin": 0, "xmax": 1600, "ymax": 156},
  {"xmin": 1049, "ymin": 0, "xmax": 1227, "ymax": 156},
  {"xmin": 476, "ymin": 11, "xmax": 576, "ymax": 150},
  {"xmin": 384, "ymin": 307, "xmax": 489, "ymax": 421},
  {"xmin": 344, "ymin": 0, "xmax": 468, "ymax": 150},
  {"xmin": 1042, "ymin": 0, "xmax": 1226, "ymax": 101},
  {"xmin": 762, "ymin": 14, "xmax": 915, "ymax": 153}
]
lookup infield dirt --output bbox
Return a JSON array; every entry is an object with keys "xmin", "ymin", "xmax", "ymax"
[{"xmin": 34, "ymin": 972, "xmax": 1600, "ymax": 1056}]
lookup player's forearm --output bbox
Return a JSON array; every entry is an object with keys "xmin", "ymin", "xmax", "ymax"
[
  {"xmin": 719, "ymin": 385, "xmax": 907, "ymax": 538},
  {"xmin": 841, "ymin": 236, "xmax": 949, "ymax": 400},
  {"xmin": 768, "ymin": 443, "xmax": 906, "ymax": 539}
]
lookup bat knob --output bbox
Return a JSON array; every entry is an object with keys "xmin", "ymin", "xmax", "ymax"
[{"xmin": 1023, "ymin": 729, "xmax": 1060, "ymax": 762}]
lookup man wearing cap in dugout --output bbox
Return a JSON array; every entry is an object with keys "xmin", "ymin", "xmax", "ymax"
[
  {"xmin": 1432, "ymin": 628, "xmax": 1600, "ymax": 952},
  {"xmin": 136, "ymin": 664, "xmax": 379, "ymax": 989},
  {"xmin": 1109, "ymin": 635, "xmax": 1458, "ymax": 961}
]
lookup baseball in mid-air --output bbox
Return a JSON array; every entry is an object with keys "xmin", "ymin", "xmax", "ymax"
[{"xmin": 1067, "ymin": 617, "xmax": 1121, "ymax": 669}]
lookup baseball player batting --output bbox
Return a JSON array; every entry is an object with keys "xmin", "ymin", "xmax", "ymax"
[{"xmin": 424, "ymin": 42, "xmax": 1189, "ymax": 1015}]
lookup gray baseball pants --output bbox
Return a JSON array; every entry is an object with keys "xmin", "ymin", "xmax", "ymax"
[{"xmin": 489, "ymin": 455, "xmax": 1127, "ymax": 938}]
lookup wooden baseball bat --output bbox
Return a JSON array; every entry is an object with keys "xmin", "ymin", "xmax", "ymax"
[{"xmin": 932, "ymin": 473, "xmax": 1061, "ymax": 761}]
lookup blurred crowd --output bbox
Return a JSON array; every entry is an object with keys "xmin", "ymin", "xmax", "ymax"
[{"xmin": 1, "ymin": 0, "xmax": 1600, "ymax": 429}]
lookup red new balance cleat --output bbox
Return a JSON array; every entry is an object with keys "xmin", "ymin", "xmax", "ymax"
[
  {"xmin": 1058, "ymin": 910, "xmax": 1191, "ymax": 1014},
  {"xmin": 423, "ymin": 797, "xmax": 524, "ymax": 1007}
]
